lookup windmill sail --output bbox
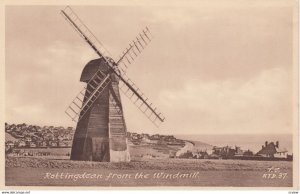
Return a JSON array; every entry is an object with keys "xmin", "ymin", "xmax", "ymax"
[
  {"xmin": 116, "ymin": 27, "xmax": 153, "ymax": 73},
  {"xmin": 65, "ymin": 69, "xmax": 111, "ymax": 121},
  {"xmin": 118, "ymin": 74, "xmax": 165, "ymax": 126},
  {"xmin": 61, "ymin": 6, "xmax": 165, "ymax": 127},
  {"xmin": 61, "ymin": 6, "xmax": 111, "ymax": 59}
]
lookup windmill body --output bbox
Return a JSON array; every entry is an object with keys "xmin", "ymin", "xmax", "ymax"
[
  {"xmin": 71, "ymin": 58, "xmax": 130, "ymax": 162},
  {"xmin": 61, "ymin": 6, "xmax": 165, "ymax": 163}
]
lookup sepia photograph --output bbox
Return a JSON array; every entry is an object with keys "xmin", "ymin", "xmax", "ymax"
[{"xmin": 2, "ymin": 0, "xmax": 299, "ymax": 189}]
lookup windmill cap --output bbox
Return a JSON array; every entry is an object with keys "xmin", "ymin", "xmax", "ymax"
[
  {"xmin": 80, "ymin": 57, "xmax": 119, "ymax": 82},
  {"xmin": 80, "ymin": 58, "xmax": 111, "ymax": 82}
]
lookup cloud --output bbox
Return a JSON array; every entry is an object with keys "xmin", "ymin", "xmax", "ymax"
[
  {"xmin": 159, "ymin": 67, "xmax": 293, "ymax": 134},
  {"xmin": 5, "ymin": 40, "xmax": 96, "ymax": 127},
  {"xmin": 142, "ymin": 7, "xmax": 195, "ymax": 30},
  {"xmin": 5, "ymin": 5, "xmax": 295, "ymax": 135}
]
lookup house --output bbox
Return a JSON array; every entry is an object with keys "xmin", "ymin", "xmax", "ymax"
[
  {"xmin": 45, "ymin": 133, "xmax": 55, "ymax": 141},
  {"xmin": 142, "ymin": 136, "xmax": 151, "ymax": 143},
  {"xmin": 58, "ymin": 135, "xmax": 65, "ymax": 141},
  {"xmin": 206, "ymin": 149, "xmax": 213, "ymax": 155},
  {"xmin": 64, "ymin": 134, "xmax": 73, "ymax": 140},
  {"xmin": 28, "ymin": 125, "xmax": 37, "ymax": 133},
  {"xmin": 256, "ymin": 141, "xmax": 288, "ymax": 158},
  {"xmin": 24, "ymin": 136, "xmax": 32, "ymax": 142},
  {"xmin": 234, "ymin": 146, "xmax": 244, "ymax": 156},
  {"xmin": 15, "ymin": 127, "xmax": 22, "ymax": 132},
  {"xmin": 49, "ymin": 141, "xmax": 58, "ymax": 147},
  {"xmin": 29, "ymin": 142, "xmax": 37, "ymax": 148},
  {"xmin": 7, "ymin": 125, "xmax": 16, "ymax": 132},
  {"xmin": 131, "ymin": 133, "xmax": 140, "ymax": 140},
  {"xmin": 5, "ymin": 124, "xmax": 12, "ymax": 132},
  {"xmin": 10, "ymin": 132, "xmax": 18, "ymax": 138},
  {"xmin": 31, "ymin": 135, "xmax": 39, "ymax": 141},
  {"xmin": 274, "ymin": 148, "xmax": 288, "ymax": 158},
  {"xmin": 192, "ymin": 151, "xmax": 209, "ymax": 159},
  {"xmin": 130, "ymin": 133, "xmax": 141, "ymax": 140},
  {"xmin": 15, "ymin": 133, "xmax": 24, "ymax": 138},
  {"xmin": 36, "ymin": 126, "xmax": 42, "ymax": 132},
  {"xmin": 243, "ymin": 149, "xmax": 254, "ymax": 156},
  {"xmin": 6, "ymin": 141, "xmax": 15, "ymax": 148},
  {"xmin": 20, "ymin": 123, "xmax": 28, "ymax": 130},
  {"xmin": 17, "ymin": 140, "xmax": 26, "ymax": 147},
  {"xmin": 150, "ymin": 134, "xmax": 160, "ymax": 140},
  {"xmin": 53, "ymin": 131, "xmax": 59, "ymax": 137},
  {"xmin": 141, "ymin": 133, "xmax": 150, "ymax": 139},
  {"xmin": 148, "ymin": 139, "xmax": 158, "ymax": 144},
  {"xmin": 212, "ymin": 146, "xmax": 236, "ymax": 159},
  {"xmin": 178, "ymin": 151, "xmax": 194, "ymax": 159},
  {"xmin": 35, "ymin": 140, "xmax": 43, "ymax": 147},
  {"xmin": 63, "ymin": 140, "xmax": 72, "ymax": 147},
  {"xmin": 40, "ymin": 141, "xmax": 48, "ymax": 147},
  {"xmin": 5, "ymin": 123, "xmax": 10, "ymax": 130},
  {"xmin": 164, "ymin": 135, "xmax": 176, "ymax": 142},
  {"xmin": 23, "ymin": 130, "xmax": 30, "ymax": 136},
  {"xmin": 6, "ymin": 128, "xmax": 12, "ymax": 133},
  {"xmin": 58, "ymin": 141, "xmax": 67, "ymax": 147}
]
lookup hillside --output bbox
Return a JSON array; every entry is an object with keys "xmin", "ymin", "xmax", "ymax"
[
  {"xmin": 5, "ymin": 132, "xmax": 18, "ymax": 142},
  {"xmin": 192, "ymin": 140, "xmax": 214, "ymax": 151}
]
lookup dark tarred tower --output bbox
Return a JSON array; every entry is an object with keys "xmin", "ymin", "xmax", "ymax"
[
  {"xmin": 62, "ymin": 6, "xmax": 165, "ymax": 163},
  {"xmin": 70, "ymin": 58, "xmax": 130, "ymax": 162}
]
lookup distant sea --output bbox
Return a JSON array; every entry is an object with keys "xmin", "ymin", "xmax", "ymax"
[{"xmin": 175, "ymin": 134, "xmax": 293, "ymax": 154}]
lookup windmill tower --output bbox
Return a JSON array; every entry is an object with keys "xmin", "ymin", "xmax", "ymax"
[{"xmin": 61, "ymin": 6, "xmax": 165, "ymax": 162}]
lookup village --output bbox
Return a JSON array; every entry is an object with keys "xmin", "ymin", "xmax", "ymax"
[
  {"xmin": 178, "ymin": 142, "xmax": 293, "ymax": 161},
  {"xmin": 5, "ymin": 122, "xmax": 293, "ymax": 161},
  {"xmin": 5, "ymin": 123, "xmax": 74, "ymax": 149},
  {"xmin": 4, "ymin": 123, "xmax": 185, "ymax": 150},
  {"xmin": 127, "ymin": 132, "xmax": 185, "ymax": 146},
  {"xmin": 4, "ymin": 122, "xmax": 186, "ymax": 157}
]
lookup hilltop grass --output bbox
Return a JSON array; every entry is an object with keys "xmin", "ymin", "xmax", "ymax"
[
  {"xmin": 6, "ymin": 156, "xmax": 292, "ymax": 171},
  {"xmin": 5, "ymin": 157, "xmax": 293, "ymax": 187}
]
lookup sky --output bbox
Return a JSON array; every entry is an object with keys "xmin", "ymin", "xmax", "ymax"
[{"xmin": 5, "ymin": 1, "xmax": 296, "ymax": 135}]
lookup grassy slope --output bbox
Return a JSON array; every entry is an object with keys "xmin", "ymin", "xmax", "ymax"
[
  {"xmin": 5, "ymin": 133, "xmax": 17, "ymax": 142},
  {"xmin": 5, "ymin": 156, "xmax": 292, "ymax": 171},
  {"xmin": 192, "ymin": 140, "xmax": 213, "ymax": 151}
]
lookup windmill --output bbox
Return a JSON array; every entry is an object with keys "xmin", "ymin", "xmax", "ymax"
[{"xmin": 61, "ymin": 6, "xmax": 165, "ymax": 162}]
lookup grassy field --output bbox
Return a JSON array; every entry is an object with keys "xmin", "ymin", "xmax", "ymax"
[
  {"xmin": 5, "ymin": 156, "xmax": 293, "ymax": 187},
  {"xmin": 14, "ymin": 147, "xmax": 71, "ymax": 155}
]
